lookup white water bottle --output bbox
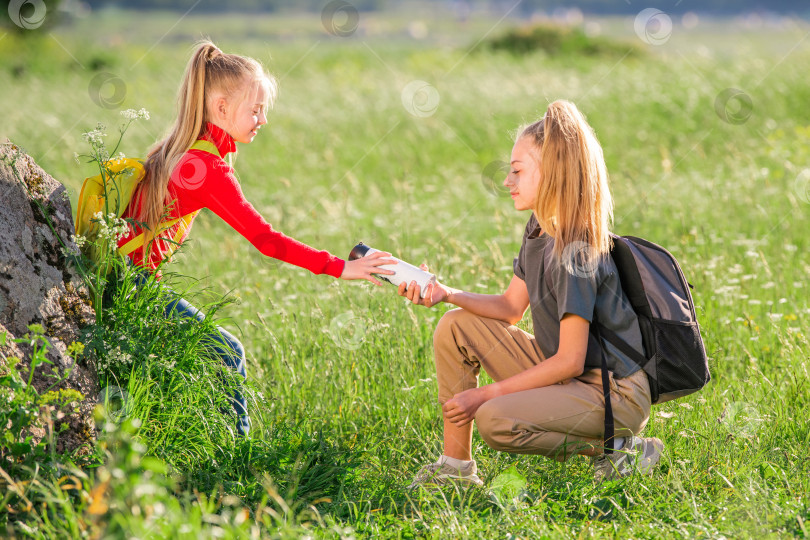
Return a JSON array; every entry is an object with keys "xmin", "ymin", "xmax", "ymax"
[{"xmin": 349, "ymin": 243, "xmax": 437, "ymax": 298}]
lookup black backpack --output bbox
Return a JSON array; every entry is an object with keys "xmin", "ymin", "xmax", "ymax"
[{"xmin": 594, "ymin": 234, "xmax": 711, "ymax": 453}]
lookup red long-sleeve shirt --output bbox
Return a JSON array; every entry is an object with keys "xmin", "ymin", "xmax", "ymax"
[{"xmin": 119, "ymin": 122, "xmax": 345, "ymax": 278}]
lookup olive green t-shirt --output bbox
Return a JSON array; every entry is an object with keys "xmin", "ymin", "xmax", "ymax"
[{"xmin": 513, "ymin": 214, "xmax": 643, "ymax": 378}]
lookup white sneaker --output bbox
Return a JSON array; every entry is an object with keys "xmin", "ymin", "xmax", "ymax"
[
  {"xmin": 593, "ymin": 436, "xmax": 664, "ymax": 481},
  {"xmin": 407, "ymin": 460, "xmax": 484, "ymax": 489}
]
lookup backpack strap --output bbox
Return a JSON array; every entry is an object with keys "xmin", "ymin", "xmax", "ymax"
[
  {"xmin": 591, "ymin": 319, "xmax": 650, "ymax": 454},
  {"xmin": 189, "ymin": 138, "xmax": 221, "ymax": 156},
  {"xmin": 118, "ymin": 211, "xmax": 200, "ymax": 256},
  {"xmin": 592, "ymin": 323, "xmax": 647, "ymax": 367},
  {"xmin": 592, "ymin": 316, "xmax": 616, "ymax": 455},
  {"xmin": 118, "ymin": 139, "xmax": 219, "ymax": 257}
]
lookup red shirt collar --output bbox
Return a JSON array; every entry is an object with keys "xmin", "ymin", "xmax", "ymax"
[{"xmin": 199, "ymin": 122, "xmax": 236, "ymax": 157}]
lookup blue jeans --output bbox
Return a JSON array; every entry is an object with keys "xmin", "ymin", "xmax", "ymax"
[{"xmin": 129, "ymin": 270, "xmax": 250, "ymax": 437}]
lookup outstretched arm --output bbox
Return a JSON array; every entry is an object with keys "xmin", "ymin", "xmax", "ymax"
[
  {"xmin": 195, "ymin": 159, "xmax": 396, "ymax": 282},
  {"xmin": 398, "ymin": 272, "xmax": 530, "ymax": 326}
]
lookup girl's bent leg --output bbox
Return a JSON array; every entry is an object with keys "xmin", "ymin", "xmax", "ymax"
[
  {"xmin": 212, "ymin": 326, "xmax": 250, "ymax": 437},
  {"xmin": 474, "ymin": 369, "xmax": 651, "ymax": 461},
  {"xmin": 164, "ymin": 295, "xmax": 251, "ymax": 437},
  {"xmin": 433, "ymin": 308, "xmax": 545, "ymax": 458},
  {"xmin": 443, "ymin": 417, "xmax": 473, "ymax": 461}
]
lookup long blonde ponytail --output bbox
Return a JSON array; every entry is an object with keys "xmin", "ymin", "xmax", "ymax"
[
  {"xmin": 519, "ymin": 100, "xmax": 614, "ymax": 260},
  {"xmin": 133, "ymin": 40, "xmax": 277, "ymax": 261}
]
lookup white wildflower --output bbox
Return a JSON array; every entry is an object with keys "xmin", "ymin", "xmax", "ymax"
[
  {"xmin": 109, "ymin": 345, "xmax": 133, "ymax": 366},
  {"xmin": 82, "ymin": 123, "xmax": 107, "ymax": 145},
  {"xmin": 121, "ymin": 108, "xmax": 150, "ymax": 121},
  {"xmin": 92, "ymin": 212, "xmax": 130, "ymax": 251},
  {"xmin": 70, "ymin": 234, "xmax": 87, "ymax": 248}
]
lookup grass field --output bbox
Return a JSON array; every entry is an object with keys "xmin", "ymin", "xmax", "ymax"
[{"xmin": 2, "ymin": 6, "xmax": 810, "ymax": 538}]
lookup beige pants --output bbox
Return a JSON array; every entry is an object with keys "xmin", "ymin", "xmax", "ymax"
[{"xmin": 434, "ymin": 308, "xmax": 652, "ymax": 460}]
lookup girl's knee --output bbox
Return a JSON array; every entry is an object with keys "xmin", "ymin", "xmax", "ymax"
[
  {"xmin": 433, "ymin": 308, "xmax": 459, "ymax": 345},
  {"xmin": 475, "ymin": 401, "xmax": 517, "ymax": 453},
  {"xmin": 433, "ymin": 308, "xmax": 478, "ymax": 347},
  {"xmin": 217, "ymin": 327, "xmax": 246, "ymax": 376},
  {"xmin": 476, "ymin": 401, "xmax": 569, "ymax": 458}
]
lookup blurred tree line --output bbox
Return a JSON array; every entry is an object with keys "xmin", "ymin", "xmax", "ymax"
[
  {"xmin": 512, "ymin": 0, "xmax": 808, "ymax": 15},
  {"xmin": 80, "ymin": 0, "xmax": 387, "ymax": 11},
  {"xmin": 3, "ymin": 0, "xmax": 807, "ymax": 34},
  {"xmin": 73, "ymin": 0, "xmax": 810, "ymax": 14}
]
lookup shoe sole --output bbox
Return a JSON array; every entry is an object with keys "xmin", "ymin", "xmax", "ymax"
[
  {"xmin": 408, "ymin": 474, "xmax": 484, "ymax": 489},
  {"xmin": 594, "ymin": 437, "xmax": 664, "ymax": 481},
  {"xmin": 639, "ymin": 437, "xmax": 664, "ymax": 474}
]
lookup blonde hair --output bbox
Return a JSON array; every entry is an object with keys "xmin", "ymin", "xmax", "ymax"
[
  {"xmin": 519, "ymin": 100, "xmax": 613, "ymax": 260},
  {"xmin": 134, "ymin": 40, "xmax": 278, "ymax": 260}
]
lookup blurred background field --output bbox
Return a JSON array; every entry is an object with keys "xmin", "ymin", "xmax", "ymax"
[{"xmin": 2, "ymin": 1, "xmax": 810, "ymax": 537}]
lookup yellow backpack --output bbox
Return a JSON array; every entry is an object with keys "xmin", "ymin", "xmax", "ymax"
[{"xmin": 75, "ymin": 139, "xmax": 219, "ymax": 265}]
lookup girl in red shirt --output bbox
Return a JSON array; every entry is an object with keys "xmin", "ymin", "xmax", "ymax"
[{"xmin": 119, "ymin": 41, "xmax": 394, "ymax": 436}]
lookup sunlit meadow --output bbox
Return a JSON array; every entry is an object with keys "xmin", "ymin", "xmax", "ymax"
[{"xmin": 1, "ymin": 6, "xmax": 809, "ymax": 538}]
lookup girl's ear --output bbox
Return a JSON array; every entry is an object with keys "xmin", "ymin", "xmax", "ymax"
[{"xmin": 210, "ymin": 95, "xmax": 228, "ymax": 122}]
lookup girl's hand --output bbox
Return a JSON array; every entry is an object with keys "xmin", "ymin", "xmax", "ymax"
[
  {"xmin": 397, "ymin": 264, "xmax": 452, "ymax": 308},
  {"xmin": 341, "ymin": 251, "xmax": 396, "ymax": 285},
  {"xmin": 442, "ymin": 387, "xmax": 490, "ymax": 426}
]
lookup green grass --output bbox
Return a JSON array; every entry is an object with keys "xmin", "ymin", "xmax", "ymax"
[{"xmin": 2, "ymin": 8, "xmax": 810, "ymax": 538}]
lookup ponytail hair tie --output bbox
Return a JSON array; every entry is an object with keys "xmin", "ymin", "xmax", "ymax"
[{"xmin": 205, "ymin": 45, "xmax": 222, "ymax": 62}]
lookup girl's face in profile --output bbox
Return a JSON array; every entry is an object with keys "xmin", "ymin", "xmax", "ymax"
[
  {"xmin": 217, "ymin": 80, "xmax": 269, "ymax": 144},
  {"xmin": 504, "ymin": 136, "xmax": 541, "ymax": 212}
]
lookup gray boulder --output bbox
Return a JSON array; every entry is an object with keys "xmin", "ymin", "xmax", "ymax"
[{"xmin": 0, "ymin": 141, "xmax": 97, "ymax": 456}]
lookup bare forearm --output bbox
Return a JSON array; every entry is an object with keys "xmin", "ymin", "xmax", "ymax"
[
  {"xmin": 445, "ymin": 288, "xmax": 522, "ymax": 324},
  {"xmin": 483, "ymin": 314, "xmax": 590, "ymax": 400},
  {"xmin": 482, "ymin": 354, "xmax": 582, "ymax": 400}
]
